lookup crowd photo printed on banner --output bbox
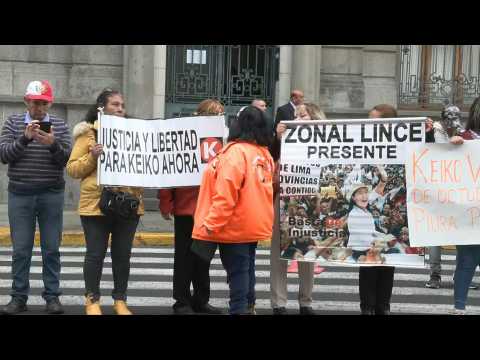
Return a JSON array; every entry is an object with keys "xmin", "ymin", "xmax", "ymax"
[{"xmin": 279, "ymin": 119, "xmax": 427, "ymax": 267}]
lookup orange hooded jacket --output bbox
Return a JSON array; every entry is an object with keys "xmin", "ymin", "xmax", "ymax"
[{"xmin": 192, "ymin": 141, "xmax": 274, "ymax": 243}]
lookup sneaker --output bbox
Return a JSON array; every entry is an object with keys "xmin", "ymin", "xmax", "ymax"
[
  {"xmin": 299, "ymin": 306, "xmax": 317, "ymax": 315},
  {"xmin": 173, "ymin": 304, "xmax": 195, "ymax": 315},
  {"xmin": 192, "ymin": 303, "xmax": 224, "ymax": 315},
  {"xmin": 361, "ymin": 307, "xmax": 375, "ymax": 315},
  {"xmin": 375, "ymin": 306, "xmax": 391, "ymax": 315},
  {"xmin": 247, "ymin": 303, "xmax": 256, "ymax": 315},
  {"xmin": 45, "ymin": 297, "xmax": 64, "ymax": 315},
  {"xmin": 2, "ymin": 297, "xmax": 27, "ymax": 315},
  {"xmin": 272, "ymin": 307, "xmax": 288, "ymax": 315},
  {"xmin": 425, "ymin": 278, "xmax": 441, "ymax": 289},
  {"xmin": 448, "ymin": 308, "xmax": 467, "ymax": 315}
]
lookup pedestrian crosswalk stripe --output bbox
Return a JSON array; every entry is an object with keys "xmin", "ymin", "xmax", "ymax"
[
  {"xmin": 0, "ymin": 265, "xmax": 465, "ymax": 281},
  {"xmin": 0, "ymin": 246, "xmax": 271, "ymax": 256},
  {"xmin": 0, "ymin": 255, "xmax": 458, "ymax": 270},
  {"xmin": 0, "ymin": 247, "xmax": 477, "ymax": 315},
  {"xmin": 0, "ymin": 255, "xmax": 271, "ymax": 266},
  {"xmin": 0, "ymin": 279, "xmax": 478, "ymax": 298},
  {"xmin": 0, "ymin": 247, "xmax": 459, "ymax": 260}
]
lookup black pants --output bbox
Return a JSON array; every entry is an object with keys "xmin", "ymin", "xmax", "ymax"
[
  {"xmin": 173, "ymin": 215, "xmax": 211, "ymax": 309},
  {"xmin": 80, "ymin": 215, "xmax": 139, "ymax": 301},
  {"xmin": 359, "ymin": 266, "xmax": 395, "ymax": 314}
]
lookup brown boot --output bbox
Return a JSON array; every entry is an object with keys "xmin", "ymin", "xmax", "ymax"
[
  {"xmin": 85, "ymin": 296, "xmax": 102, "ymax": 315},
  {"xmin": 113, "ymin": 300, "xmax": 132, "ymax": 315}
]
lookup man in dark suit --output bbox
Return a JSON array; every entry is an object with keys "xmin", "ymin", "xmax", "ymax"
[
  {"xmin": 251, "ymin": 99, "xmax": 267, "ymax": 112},
  {"xmin": 274, "ymin": 89, "xmax": 304, "ymax": 130}
]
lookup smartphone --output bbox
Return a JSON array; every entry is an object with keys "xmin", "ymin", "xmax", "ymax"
[{"xmin": 39, "ymin": 122, "xmax": 51, "ymax": 133}]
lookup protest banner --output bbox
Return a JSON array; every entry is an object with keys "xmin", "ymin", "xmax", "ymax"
[
  {"xmin": 279, "ymin": 163, "xmax": 322, "ymax": 196},
  {"xmin": 406, "ymin": 141, "xmax": 480, "ymax": 246},
  {"xmin": 97, "ymin": 114, "xmax": 226, "ymax": 188},
  {"xmin": 279, "ymin": 118, "xmax": 426, "ymax": 268}
]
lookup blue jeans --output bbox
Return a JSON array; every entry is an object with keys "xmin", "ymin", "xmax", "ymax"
[
  {"xmin": 8, "ymin": 190, "xmax": 64, "ymax": 302},
  {"xmin": 219, "ymin": 243, "xmax": 257, "ymax": 315},
  {"xmin": 453, "ymin": 245, "xmax": 480, "ymax": 310},
  {"xmin": 248, "ymin": 244, "xmax": 256, "ymax": 306}
]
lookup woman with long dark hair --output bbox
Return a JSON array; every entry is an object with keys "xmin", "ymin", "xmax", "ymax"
[
  {"xmin": 67, "ymin": 89, "xmax": 144, "ymax": 315},
  {"xmin": 192, "ymin": 106, "xmax": 275, "ymax": 315}
]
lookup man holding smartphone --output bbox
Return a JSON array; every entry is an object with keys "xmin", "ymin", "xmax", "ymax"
[{"xmin": 0, "ymin": 80, "xmax": 71, "ymax": 314}]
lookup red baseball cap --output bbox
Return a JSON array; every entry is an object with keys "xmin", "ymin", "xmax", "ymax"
[{"xmin": 24, "ymin": 80, "xmax": 54, "ymax": 103}]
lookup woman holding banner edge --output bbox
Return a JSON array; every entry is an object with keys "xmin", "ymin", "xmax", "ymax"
[
  {"xmin": 424, "ymin": 105, "xmax": 479, "ymax": 291},
  {"xmin": 355, "ymin": 104, "xmax": 398, "ymax": 315},
  {"xmin": 157, "ymin": 99, "xmax": 224, "ymax": 315},
  {"xmin": 449, "ymin": 96, "xmax": 480, "ymax": 315},
  {"xmin": 357, "ymin": 104, "xmax": 459, "ymax": 315},
  {"xmin": 67, "ymin": 89, "xmax": 144, "ymax": 315},
  {"xmin": 270, "ymin": 102, "xmax": 326, "ymax": 315}
]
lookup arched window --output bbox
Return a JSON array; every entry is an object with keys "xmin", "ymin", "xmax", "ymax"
[{"xmin": 399, "ymin": 45, "xmax": 480, "ymax": 110}]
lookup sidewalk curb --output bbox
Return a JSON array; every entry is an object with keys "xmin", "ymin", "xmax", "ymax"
[{"xmin": 0, "ymin": 227, "xmax": 271, "ymax": 248}]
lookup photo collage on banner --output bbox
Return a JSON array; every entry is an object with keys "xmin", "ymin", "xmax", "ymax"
[{"xmin": 279, "ymin": 118, "xmax": 427, "ymax": 267}]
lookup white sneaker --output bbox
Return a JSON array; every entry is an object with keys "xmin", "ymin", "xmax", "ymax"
[{"xmin": 448, "ymin": 308, "xmax": 467, "ymax": 315}]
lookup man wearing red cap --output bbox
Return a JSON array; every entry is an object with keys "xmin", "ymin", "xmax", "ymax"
[{"xmin": 0, "ymin": 80, "xmax": 71, "ymax": 314}]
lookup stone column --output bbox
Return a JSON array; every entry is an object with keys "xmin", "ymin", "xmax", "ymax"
[
  {"xmin": 123, "ymin": 45, "xmax": 167, "ymax": 120},
  {"xmin": 122, "ymin": 45, "xmax": 167, "ymax": 210},
  {"xmin": 291, "ymin": 45, "xmax": 319, "ymax": 105},
  {"xmin": 122, "ymin": 45, "xmax": 129, "ymax": 96},
  {"xmin": 123, "ymin": 45, "xmax": 154, "ymax": 119},
  {"xmin": 153, "ymin": 45, "xmax": 167, "ymax": 119},
  {"xmin": 315, "ymin": 45, "xmax": 322, "ymax": 107},
  {"xmin": 276, "ymin": 45, "xmax": 293, "ymax": 109}
]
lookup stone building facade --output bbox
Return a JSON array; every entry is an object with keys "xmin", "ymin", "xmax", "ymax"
[{"xmin": 0, "ymin": 45, "xmax": 478, "ymax": 209}]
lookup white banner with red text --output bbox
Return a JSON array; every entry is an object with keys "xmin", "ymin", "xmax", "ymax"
[{"xmin": 97, "ymin": 114, "xmax": 226, "ymax": 188}]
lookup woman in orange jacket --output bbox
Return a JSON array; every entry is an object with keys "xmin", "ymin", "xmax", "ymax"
[
  {"xmin": 192, "ymin": 106, "xmax": 275, "ymax": 315},
  {"xmin": 157, "ymin": 99, "xmax": 224, "ymax": 315}
]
